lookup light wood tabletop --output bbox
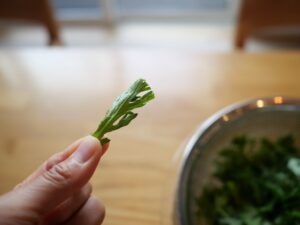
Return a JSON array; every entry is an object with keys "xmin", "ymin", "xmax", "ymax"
[{"xmin": 0, "ymin": 49, "xmax": 300, "ymax": 225}]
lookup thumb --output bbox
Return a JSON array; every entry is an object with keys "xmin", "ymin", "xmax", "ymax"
[{"xmin": 7, "ymin": 136, "xmax": 103, "ymax": 218}]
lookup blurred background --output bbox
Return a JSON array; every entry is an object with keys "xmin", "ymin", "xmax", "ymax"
[
  {"xmin": 0, "ymin": 2, "xmax": 300, "ymax": 224},
  {"xmin": 0, "ymin": 0, "xmax": 300, "ymax": 51}
]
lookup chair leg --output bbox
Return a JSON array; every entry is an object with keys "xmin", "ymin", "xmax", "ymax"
[
  {"xmin": 46, "ymin": 22, "xmax": 61, "ymax": 46},
  {"xmin": 234, "ymin": 24, "xmax": 247, "ymax": 49},
  {"xmin": 41, "ymin": 0, "xmax": 62, "ymax": 46}
]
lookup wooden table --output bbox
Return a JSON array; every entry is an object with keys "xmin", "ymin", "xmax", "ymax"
[{"xmin": 0, "ymin": 49, "xmax": 300, "ymax": 225}]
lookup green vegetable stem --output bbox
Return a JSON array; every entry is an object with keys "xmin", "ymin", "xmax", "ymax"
[{"xmin": 92, "ymin": 79, "xmax": 155, "ymax": 145}]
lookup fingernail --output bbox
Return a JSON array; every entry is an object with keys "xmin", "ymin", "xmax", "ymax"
[{"xmin": 72, "ymin": 136, "xmax": 101, "ymax": 163}]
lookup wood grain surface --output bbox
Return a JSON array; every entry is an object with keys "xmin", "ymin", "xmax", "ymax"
[{"xmin": 0, "ymin": 49, "xmax": 300, "ymax": 225}]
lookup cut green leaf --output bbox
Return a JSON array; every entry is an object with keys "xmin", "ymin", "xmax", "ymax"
[{"xmin": 92, "ymin": 79, "xmax": 155, "ymax": 144}]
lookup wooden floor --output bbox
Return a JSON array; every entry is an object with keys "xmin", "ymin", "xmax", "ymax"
[{"xmin": 0, "ymin": 22, "xmax": 300, "ymax": 51}]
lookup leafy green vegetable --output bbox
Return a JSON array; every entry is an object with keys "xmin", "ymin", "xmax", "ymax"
[
  {"xmin": 197, "ymin": 135, "xmax": 300, "ymax": 225},
  {"xmin": 92, "ymin": 79, "xmax": 155, "ymax": 144}
]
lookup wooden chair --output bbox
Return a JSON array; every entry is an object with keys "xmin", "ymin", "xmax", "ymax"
[
  {"xmin": 0, "ymin": 0, "xmax": 61, "ymax": 45},
  {"xmin": 235, "ymin": 0, "xmax": 300, "ymax": 49}
]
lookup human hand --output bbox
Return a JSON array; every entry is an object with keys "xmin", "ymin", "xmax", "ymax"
[{"xmin": 0, "ymin": 136, "xmax": 108, "ymax": 225}]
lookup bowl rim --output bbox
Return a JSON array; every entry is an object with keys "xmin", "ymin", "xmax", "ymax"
[{"xmin": 175, "ymin": 96, "xmax": 300, "ymax": 225}]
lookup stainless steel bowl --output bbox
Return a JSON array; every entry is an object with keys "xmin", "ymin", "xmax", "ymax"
[{"xmin": 175, "ymin": 97, "xmax": 300, "ymax": 225}]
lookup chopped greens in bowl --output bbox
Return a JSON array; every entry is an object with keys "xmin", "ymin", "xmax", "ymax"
[
  {"xmin": 175, "ymin": 98, "xmax": 300, "ymax": 225},
  {"xmin": 197, "ymin": 135, "xmax": 300, "ymax": 225}
]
